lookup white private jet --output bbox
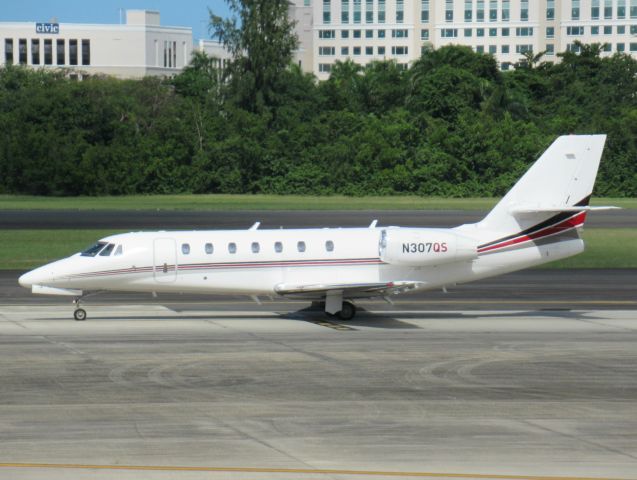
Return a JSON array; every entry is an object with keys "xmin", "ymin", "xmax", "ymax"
[{"xmin": 19, "ymin": 135, "xmax": 617, "ymax": 321}]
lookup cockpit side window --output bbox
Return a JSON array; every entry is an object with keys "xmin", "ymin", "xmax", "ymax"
[
  {"xmin": 114, "ymin": 245, "xmax": 123, "ymax": 256},
  {"xmin": 81, "ymin": 241, "xmax": 107, "ymax": 257},
  {"xmin": 99, "ymin": 243, "xmax": 115, "ymax": 256}
]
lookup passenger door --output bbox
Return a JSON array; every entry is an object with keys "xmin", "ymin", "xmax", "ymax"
[{"xmin": 153, "ymin": 238, "xmax": 177, "ymax": 283}]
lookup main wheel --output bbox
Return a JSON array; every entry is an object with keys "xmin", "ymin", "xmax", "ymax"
[
  {"xmin": 336, "ymin": 301, "xmax": 356, "ymax": 321},
  {"xmin": 74, "ymin": 308, "xmax": 87, "ymax": 321}
]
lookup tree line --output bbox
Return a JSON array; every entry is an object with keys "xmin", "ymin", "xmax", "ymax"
[{"xmin": 0, "ymin": 1, "xmax": 635, "ymax": 198}]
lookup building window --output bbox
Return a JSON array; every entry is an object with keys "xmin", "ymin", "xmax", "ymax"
[
  {"xmin": 572, "ymin": 0, "xmax": 580, "ymax": 19},
  {"xmin": 476, "ymin": 45, "xmax": 484, "ymax": 53},
  {"xmin": 591, "ymin": 25, "xmax": 599, "ymax": 34},
  {"xmin": 341, "ymin": 30, "xmax": 349, "ymax": 38},
  {"xmin": 502, "ymin": 0, "xmax": 510, "ymax": 20},
  {"xmin": 228, "ymin": 242, "xmax": 237, "ymax": 254},
  {"xmin": 546, "ymin": 44, "xmax": 555, "ymax": 55},
  {"xmin": 341, "ymin": 46, "xmax": 349, "ymax": 55},
  {"xmin": 502, "ymin": 44, "xmax": 510, "ymax": 53},
  {"xmin": 297, "ymin": 241, "xmax": 306, "ymax": 253},
  {"xmin": 617, "ymin": 42, "xmax": 625, "ymax": 51},
  {"xmin": 31, "ymin": 39, "xmax": 40, "ymax": 65},
  {"xmin": 354, "ymin": 0, "xmax": 361, "ymax": 23},
  {"xmin": 365, "ymin": 29, "xmax": 373, "ymax": 38},
  {"xmin": 592, "ymin": 0, "xmax": 600, "ymax": 18},
  {"xmin": 446, "ymin": 0, "xmax": 454, "ymax": 21},
  {"xmin": 397, "ymin": 0, "xmax": 404, "ymax": 22},
  {"xmin": 618, "ymin": 25, "xmax": 626, "ymax": 34},
  {"xmin": 489, "ymin": 27, "xmax": 497, "ymax": 36},
  {"xmin": 546, "ymin": 26, "xmax": 555, "ymax": 37},
  {"xmin": 181, "ymin": 243, "xmax": 190, "ymax": 255},
  {"xmin": 567, "ymin": 26, "xmax": 584, "ymax": 35},
  {"xmin": 326, "ymin": 240, "xmax": 335, "ymax": 252},
  {"xmin": 442, "ymin": 28, "xmax": 459, "ymax": 38},
  {"xmin": 465, "ymin": 0, "xmax": 473, "ymax": 20},
  {"xmin": 490, "ymin": 0, "xmax": 497, "ymax": 20},
  {"xmin": 421, "ymin": 29, "xmax": 430, "ymax": 40},
  {"xmin": 632, "ymin": 25, "xmax": 637, "ymax": 34},
  {"xmin": 365, "ymin": 46, "xmax": 373, "ymax": 54},
  {"xmin": 378, "ymin": 46, "xmax": 386, "ymax": 54},
  {"xmin": 521, "ymin": 0, "xmax": 529, "ymax": 20},
  {"xmin": 392, "ymin": 29, "xmax": 408, "ymax": 38},
  {"xmin": 604, "ymin": 25, "xmax": 612, "ymax": 34},
  {"xmin": 618, "ymin": 0, "xmax": 626, "ymax": 18},
  {"xmin": 603, "ymin": 43, "xmax": 612, "ymax": 51},
  {"xmin": 323, "ymin": 0, "xmax": 331, "ymax": 23},
  {"xmin": 477, "ymin": 28, "xmax": 485, "ymax": 36},
  {"xmin": 318, "ymin": 63, "xmax": 332, "ymax": 72},
  {"xmin": 56, "ymin": 39, "xmax": 65, "ymax": 65},
  {"xmin": 422, "ymin": 0, "xmax": 430, "ymax": 22},
  {"xmin": 605, "ymin": 0, "xmax": 613, "ymax": 18},
  {"xmin": 4, "ymin": 39, "xmax": 13, "ymax": 64},
  {"xmin": 516, "ymin": 27, "xmax": 533, "ymax": 36},
  {"xmin": 378, "ymin": 0, "xmax": 386, "ymax": 22},
  {"xmin": 630, "ymin": 42, "xmax": 637, "ymax": 51},
  {"xmin": 69, "ymin": 39, "xmax": 78, "ymax": 65},
  {"xmin": 274, "ymin": 241, "xmax": 283, "ymax": 253},
  {"xmin": 342, "ymin": 0, "xmax": 349, "ymax": 23},
  {"xmin": 319, "ymin": 30, "xmax": 336, "ymax": 38},
  {"xmin": 391, "ymin": 46, "xmax": 408, "ymax": 55},
  {"xmin": 44, "ymin": 39, "xmax": 52, "ymax": 65},
  {"xmin": 547, "ymin": 0, "xmax": 555, "ymax": 19},
  {"xmin": 319, "ymin": 46, "xmax": 336, "ymax": 55},
  {"xmin": 354, "ymin": 29, "xmax": 361, "ymax": 38},
  {"xmin": 81, "ymin": 39, "xmax": 90, "ymax": 65},
  {"xmin": 366, "ymin": 0, "xmax": 374, "ymax": 22},
  {"xmin": 378, "ymin": 29, "xmax": 386, "ymax": 38},
  {"xmin": 516, "ymin": 44, "xmax": 533, "ymax": 53},
  {"xmin": 464, "ymin": 28, "xmax": 473, "ymax": 37},
  {"xmin": 477, "ymin": 0, "xmax": 484, "ymax": 21},
  {"xmin": 205, "ymin": 243, "xmax": 213, "ymax": 254},
  {"xmin": 489, "ymin": 45, "xmax": 497, "ymax": 54},
  {"xmin": 502, "ymin": 27, "xmax": 510, "ymax": 36},
  {"xmin": 353, "ymin": 46, "xmax": 361, "ymax": 55},
  {"xmin": 251, "ymin": 242, "xmax": 260, "ymax": 253},
  {"xmin": 18, "ymin": 39, "xmax": 27, "ymax": 65}
]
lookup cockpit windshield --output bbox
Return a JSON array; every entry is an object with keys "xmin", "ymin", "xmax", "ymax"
[
  {"xmin": 99, "ymin": 244, "xmax": 115, "ymax": 256},
  {"xmin": 81, "ymin": 242, "xmax": 108, "ymax": 257}
]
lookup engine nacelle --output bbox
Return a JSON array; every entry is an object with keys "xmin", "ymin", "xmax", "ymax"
[{"xmin": 379, "ymin": 228, "xmax": 478, "ymax": 267}]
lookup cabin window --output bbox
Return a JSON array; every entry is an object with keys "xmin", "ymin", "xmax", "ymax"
[
  {"xmin": 228, "ymin": 242, "xmax": 237, "ymax": 254},
  {"xmin": 181, "ymin": 243, "xmax": 190, "ymax": 255},
  {"xmin": 114, "ymin": 245, "xmax": 123, "ymax": 256},
  {"xmin": 297, "ymin": 241, "xmax": 306, "ymax": 253},
  {"xmin": 274, "ymin": 241, "xmax": 283, "ymax": 253},
  {"xmin": 99, "ymin": 243, "xmax": 115, "ymax": 256},
  {"xmin": 325, "ymin": 240, "xmax": 334, "ymax": 252},
  {"xmin": 251, "ymin": 242, "xmax": 260, "ymax": 253},
  {"xmin": 81, "ymin": 241, "xmax": 107, "ymax": 257},
  {"xmin": 205, "ymin": 243, "xmax": 213, "ymax": 254}
]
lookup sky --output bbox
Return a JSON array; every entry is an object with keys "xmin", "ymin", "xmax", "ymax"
[{"xmin": 0, "ymin": 0, "xmax": 232, "ymax": 40}]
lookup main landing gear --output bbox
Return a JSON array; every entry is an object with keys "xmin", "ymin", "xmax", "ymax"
[
  {"xmin": 324, "ymin": 291, "xmax": 357, "ymax": 320},
  {"xmin": 73, "ymin": 297, "xmax": 87, "ymax": 321},
  {"xmin": 336, "ymin": 301, "xmax": 356, "ymax": 321}
]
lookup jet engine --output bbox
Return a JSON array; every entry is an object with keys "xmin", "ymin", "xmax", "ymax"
[{"xmin": 379, "ymin": 228, "xmax": 478, "ymax": 267}]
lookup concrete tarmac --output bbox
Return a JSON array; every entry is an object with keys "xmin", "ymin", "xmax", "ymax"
[
  {"xmin": 1, "ymin": 208, "xmax": 634, "ymax": 229},
  {"xmin": 0, "ymin": 306, "xmax": 637, "ymax": 480}
]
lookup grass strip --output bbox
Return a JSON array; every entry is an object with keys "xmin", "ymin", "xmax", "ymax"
[
  {"xmin": 1, "ymin": 195, "xmax": 635, "ymax": 211},
  {"xmin": 1, "ymin": 228, "xmax": 634, "ymax": 271}
]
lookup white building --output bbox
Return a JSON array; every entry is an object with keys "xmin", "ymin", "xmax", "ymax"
[
  {"xmin": 0, "ymin": 10, "xmax": 193, "ymax": 78},
  {"xmin": 293, "ymin": 0, "xmax": 637, "ymax": 79}
]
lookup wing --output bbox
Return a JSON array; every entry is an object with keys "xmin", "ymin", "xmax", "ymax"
[{"xmin": 274, "ymin": 281, "xmax": 424, "ymax": 301}]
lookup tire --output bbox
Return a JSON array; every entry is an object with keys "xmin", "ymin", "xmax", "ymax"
[
  {"xmin": 74, "ymin": 308, "xmax": 87, "ymax": 321},
  {"xmin": 336, "ymin": 302, "xmax": 356, "ymax": 321}
]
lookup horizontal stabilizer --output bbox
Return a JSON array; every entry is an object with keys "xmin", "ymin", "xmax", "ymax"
[{"xmin": 510, "ymin": 205, "xmax": 620, "ymax": 215}]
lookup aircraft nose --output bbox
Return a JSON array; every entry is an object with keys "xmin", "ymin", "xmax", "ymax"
[
  {"xmin": 18, "ymin": 267, "xmax": 49, "ymax": 289},
  {"xmin": 18, "ymin": 271, "xmax": 35, "ymax": 288}
]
